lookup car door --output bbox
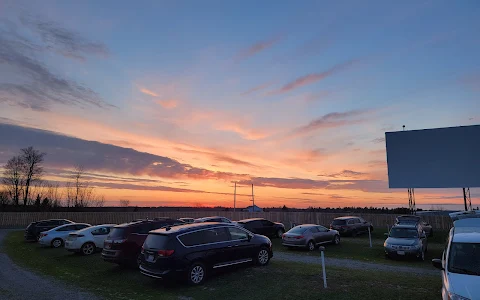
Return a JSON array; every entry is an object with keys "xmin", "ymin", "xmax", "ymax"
[
  {"xmin": 353, "ymin": 218, "xmax": 363, "ymax": 232},
  {"xmin": 226, "ymin": 226, "xmax": 256, "ymax": 262},
  {"xmin": 91, "ymin": 227, "xmax": 111, "ymax": 248},
  {"xmin": 316, "ymin": 226, "xmax": 333, "ymax": 243},
  {"xmin": 246, "ymin": 220, "xmax": 262, "ymax": 234},
  {"xmin": 307, "ymin": 227, "xmax": 321, "ymax": 244},
  {"xmin": 56, "ymin": 224, "xmax": 77, "ymax": 239},
  {"xmin": 260, "ymin": 220, "xmax": 275, "ymax": 236},
  {"xmin": 183, "ymin": 227, "xmax": 231, "ymax": 268}
]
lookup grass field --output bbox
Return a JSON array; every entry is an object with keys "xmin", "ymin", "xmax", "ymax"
[
  {"xmin": 3, "ymin": 231, "xmax": 441, "ymax": 300},
  {"xmin": 273, "ymin": 229, "xmax": 448, "ymax": 269}
]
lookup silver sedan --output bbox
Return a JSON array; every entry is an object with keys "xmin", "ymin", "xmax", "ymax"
[{"xmin": 282, "ymin": 224, "xmax": 340, "ymax": 251}]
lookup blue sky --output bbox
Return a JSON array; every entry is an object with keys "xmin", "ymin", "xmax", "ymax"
[{"xmin": 0, "ymin": 0, "xmax": 479, "ymax": 208}]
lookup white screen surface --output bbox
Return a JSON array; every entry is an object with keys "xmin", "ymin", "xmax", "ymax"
[{"xmin": 386, "ymin": 125, "xmax": 480, "ymax": 188}]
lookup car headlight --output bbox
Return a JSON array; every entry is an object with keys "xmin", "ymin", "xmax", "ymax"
[
  {"xmin": 384, "ymin": 242, "xmax": 390, "ymax": 247},
  {"xmin": 448, "ymin": 292, "xmax": 470, "ymax": 300}
]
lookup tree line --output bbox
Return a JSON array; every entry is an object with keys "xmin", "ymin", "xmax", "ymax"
[{"xmin": 1, "ymin": 146, "xmax": 105, "ymax": 211}]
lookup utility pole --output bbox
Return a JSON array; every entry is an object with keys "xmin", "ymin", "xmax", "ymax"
[
  {"xmin": 234, "ymin": 182, "xmax": 236, "ymax": 212},
  {"xmin": 251, "ymin": 183, "xmax": 255, "ymax": 212}
]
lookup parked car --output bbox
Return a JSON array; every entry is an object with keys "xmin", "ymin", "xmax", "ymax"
[
  {"xmin": 179, "ymin": 218, "xmax": 195, "ymax": 223},
  {"xmin": 139, "ymin": 222, "xmax": 273, "ymax": 285},
  {"xmin": 38, "ymin": 223, "xmax": 91, "ymax": 248},
  {"xmin": 102, "ymin": 218, "xmax": 183, "ymax": 266},
  {"xmin": 194, "ymin": 216, "xmax": 233, "ymax": 223},
  {"xmin": 432, "ymin": 216, "xmax": 480, "ymax": 299},
  {"xmin": 64, "ymin": 224, "xmax": 116, "ymax": 255},
  {"xmin": 236, "ymin": 218, "xmax": 285, "ymax": 238},
  {"xmin": 395, "ymin": 215, "xmax": 433, "ymax": 237},
  {"xmin": 24, "ymin": 219, "xmax": 73, "ymax": 241},
  {"xmin": 330, "ymin": 216, "xmax": 373, "ymax": 236},
  {"xmin": 282, "ymin": 224, "xmax": 340, "ymax": 251},
  {"xmin": 384, "ymin": 223, "xmax": 428, "ymax": 260}
]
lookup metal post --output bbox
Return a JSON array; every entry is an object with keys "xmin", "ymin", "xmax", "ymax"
[
  {"xmin": 319, "ymin": 246, "xmax": 327, "ymax": 288},
  {"xmin": 234, "ymin": 182, "xmax": 236, "ymax": 213},
  {"xmin": 463, "ymin": 188, "xmax": 468, "ymax": 211},
  {"xmin": 368, "ymin": 226, "xmax": 372, "ymax": 248},
  {"xmin": 251, "ymin": 183, "xmax": 255, "ymax": 212}
]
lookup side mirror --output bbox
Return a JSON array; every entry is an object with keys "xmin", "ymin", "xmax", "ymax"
[
  {"xmin": 431, "ymin": 259, "xmax": 444, "ymax": 270},
  {"xmin": 384, "ymin": 233, "xmax": 389, "ymax": 237},
  {"xmin": 247, "ymin": 234, "xmax": 253, "ymax": 241}
]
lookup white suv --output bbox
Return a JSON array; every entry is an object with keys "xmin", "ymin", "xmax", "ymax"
[{"xmin": 432, "ymin": 214, "xmax": 480, "ymax": 300}]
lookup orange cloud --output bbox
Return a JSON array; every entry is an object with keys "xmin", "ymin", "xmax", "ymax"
[
  {"xmin": 156, "ymin": 99, "xmax": 178, "ymax": 109},
  {"xmin": 214, "ymin": 122, "xmax": 269, "ymax": 140}
]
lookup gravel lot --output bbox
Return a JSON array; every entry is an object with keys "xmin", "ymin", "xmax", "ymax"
[
  {"xmin": 273, "ymin": 251, "xmax": 440, "ymax": 276},
  {"xmin": 0, "ymin": 230, "xmax": 101, "ymax": 300}
]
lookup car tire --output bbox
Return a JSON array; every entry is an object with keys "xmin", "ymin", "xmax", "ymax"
[
  {"xmin": 136, "ymin": 253, "xmax": 143, "ymax": 267},
  {"xmin": 187, "ymin": 262, "xmax": 207, "ymax": 285},
  {"xmin": 81, "ymin": 242, "xmax": 96, "ymax": 256},
  {"xmin": 307, "ymin": 240, "xmax": 315, "ymax": 251},
  {"xmin": 51, "ymin": 238, "xmax": 63, "ymax": 248},
  {"xmin": 255, "ymin": 247, "xmax": 270, "ymax": 266},
  {"xmin": 332, "ymin": 235, "xmax": 340, "ymax": 245},
  {"xmin": 276, "ymin": 229, "xmax": 284, "ymax": 238}
]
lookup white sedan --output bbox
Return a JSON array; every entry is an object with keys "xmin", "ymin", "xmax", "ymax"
[
  {"xmin": 38, "ymin": 223, "xmax": 91, "ymax": 248},
  {"xmin": 65, "ymin": 224, "xmax": 116, "ymax": 255}
]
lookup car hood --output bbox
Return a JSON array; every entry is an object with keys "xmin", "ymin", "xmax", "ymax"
[
  {"xmin": 448, "ymin": 272, "xmax": 480, "ymax": 299},
  {"xmin": 385, "ymin": 237, "xmax": 418, "ymax": 246}
]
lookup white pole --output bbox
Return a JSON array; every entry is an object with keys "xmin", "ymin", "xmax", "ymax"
[
  {"xmin": 319, "ymin": 246, "xmax": 327, "ymax": 288},
  {"xmin": 368, "ymin": 226, "xmax": 372, "ymax": 248},
  {"xmin": 234, "ymin": 182, "xmax": 236, "ymax": 213}
]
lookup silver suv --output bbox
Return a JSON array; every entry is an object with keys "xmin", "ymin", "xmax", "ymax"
[{"xmin": 384, "ymin": 223, "xmax": 428, "ymax": 261}]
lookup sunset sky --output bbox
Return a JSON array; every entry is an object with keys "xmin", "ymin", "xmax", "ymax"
[{"xmin": 0, "ymin": 0, "xmax": 479, "ymax": 209}]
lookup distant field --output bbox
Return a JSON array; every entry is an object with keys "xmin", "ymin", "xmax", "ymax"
[{"xmin": 4, "ymin": 231, "xmax": 441, "ymax": 300}]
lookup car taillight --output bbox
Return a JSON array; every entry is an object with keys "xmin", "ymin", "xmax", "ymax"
[
  {"xmin": 295, "ymin": 235, "xmax": 304, "ymax": 239},
  {"xmin": 40, "ymin": 233, "xmax": 47, "ymax": 237},
  {"xmin": 157, "ymin": 250, "xmax": 174, "ymax": 257}
]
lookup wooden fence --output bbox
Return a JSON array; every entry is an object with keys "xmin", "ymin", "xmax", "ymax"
[{"xmin": 0, "ymin": 211, "xmax": 454, "ymax": 230}]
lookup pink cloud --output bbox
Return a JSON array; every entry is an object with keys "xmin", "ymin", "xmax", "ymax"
[
  {"xmin": 271, "ymin": 60, "xmax": 357, "ymax": 94},
  {"xmin": 241, "ymin": 81, "xmax": 275, "ymax": 96},
  {"xmin": 139, "ymin": 87, "xmax": 159, "ymax": 97},
  {"xmin": 214, "ymin": 122, "xmax": 269, "ymax": 140},
  {"xmin": 235, "ymin": 36, "xmax": 282, "ymax": 62},
  {"xmin": 156, "ymin": 99, "xmax": 178, "ymax": 109}
]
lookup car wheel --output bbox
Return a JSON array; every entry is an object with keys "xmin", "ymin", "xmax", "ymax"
[
  {"xmin": 256, "ymin": 247, "xmax": 270, "ymax": 266},
  {"xmin": 333, "ymin": 235, "xmax": 340, "ymax": 245},
  {"xmin": 81, "ymin": 242, "xmax": 96, "ymax": 256},
  {"xmin": 187, "ymin": 262, "xmax": 207, "ymax": 285},
  {"xmin": 307, "ymin": 240, "xmax": 315, "ymax": 251},
  {"xmin": 276, "ymin": 229, "xmax": 284, "ymax": 238},
  {"xmin": 136, "ymin": 253, "xmax": 143, "ymax": 267},
  {"xmin": 51, "ymin": 238, "xmax": 63, "ymax": 248}
]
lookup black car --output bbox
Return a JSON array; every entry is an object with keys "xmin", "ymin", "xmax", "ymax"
[
  {"xmin": 140, "ymin": 222, "xmax": 273, "ymax": 285},
  {"xmin": 102, "ymin": 218, "xmax": 183, "ymax": 266},
  {"xmin": 236, "ymin": 218, "xmax": 285, "ymax": 238},
  {"xmin": 330, "ymin": 216, "xmax": 373, "ymax": 237},
  {"xmin": 194, "ymin": 216, "xmax": 233, "ymax": 223},
  {"xmin": 24, "ymin": 219, "xmax": 73, "ymax": 241}
]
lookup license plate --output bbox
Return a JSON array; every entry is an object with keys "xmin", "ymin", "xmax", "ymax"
[
  {"xmin": 146, "ymin": 255, "xmax": 154, "ymax": 262},
  {"xmin": 397, "ymin": 251, "xmax": 405, "ymax": 255}
]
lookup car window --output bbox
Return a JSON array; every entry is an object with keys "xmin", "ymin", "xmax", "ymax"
[
  {"xmin": 221, "ymin": 218, "xmax": 231, "ymax": 223},
  {"xmin": 354, "ymin": 219, "xmax": 361, "ymax": 224},
  {"xmin": 448, "ymin": 243, "xmax": 480, "ymax": 275},
  {"xmin": 138, "ymin": 223, "xmax": 153, "ymax": 234},
  {"xmin": 309, "ymin": 227, "xmax": 319, "ymax": 233},
  {"xmin": 359, "ymin": 218, "xmax": 366, "ymax": 223},
  {"xmin": 261, "ymin": 220, "xmax": 273, "ymax": 226},
  {"xmin": 57, "ymin": 225, "xmax": 75, "ymax": 231},
  {"xmin": 347, "ymin": 220, "xmax": 354, "ymax": 225},
  {"xmin": 228, "ymin": 227, "xmax": 249, "ymax": 240},
  {"xmin": 316, "ymin": 226, "xmax": 328, "ymax": 232},
  {"xmin": 332, "ymin": 220, "xmax": 346, "ymax": 225},
  {"xmin": 41, "ymin": 221, "xmax": 55, "ymax": 227},
  {"xmin": 75, "ymin": 224, "xmax": 89, "ymax": 230},
  {"xmin": 91, "ymin": 227, "xmax": 110, "ymax": 236},
  {"xmin": 179, "ymin": 227, "xmax": 230, "ymax": 246}
]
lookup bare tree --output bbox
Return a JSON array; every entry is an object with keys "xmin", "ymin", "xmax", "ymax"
[
  {"xmin": 44, "ymin": 182, "xmax": 63, "ymax": 207},
  {"xmin": 66, "ymin": 165, "xmax": 105, "ymax": 208},
  {"xmin": 0, "ymin": 189, "xmax": 9, "ymax": 207},
  {"xmin": 21, "ymin": 146, "xmax": 45, "ymax": 207},
  {"xmin": 119, "ymin": 199, "xmax": 130, "ymax": 207},
  {"xmin": 2, "ymin": 156, "xmax": 24, "ymax": 206}
]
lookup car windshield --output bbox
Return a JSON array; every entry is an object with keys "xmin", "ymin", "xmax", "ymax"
[
  {"xmin": 288, "ymin": 227, "xmax": 307, "ymax": 234},
  {"xmin": 389, "ymin": 228, "xmax": 418, "ymax": 238},
  {"xmin": 448, "ymin": 243, "xmax": 480, "ymax": 276},
  {"xmin": 144, "ymin": 234, "xmax": 170, "ymax": 250},
  {"xmin": 108, "ymin": 228, "xmax": 126, "ymax": 239},
  {"xmin": 332, "ymin": 220, "xmax": 346, "ymax": 225}
]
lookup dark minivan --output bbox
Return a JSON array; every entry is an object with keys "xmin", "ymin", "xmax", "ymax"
[
  {"xmin": 330, "ymin": 216, "xmax": 373, "ymax": 236},
  {"xmin": 102, "ymin": 218, "xmax": 183, "ymax": 266},
  {"xmin": 140, "ymin": 222, "xmax": 273, "ymax": 285},
  {"xmin": 24, "ymin": 219, "xmax": 73, "ymax": 241},
  {"xmin": 236, "ymin": 218, "xmax": 285, "ymax": 238}
]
